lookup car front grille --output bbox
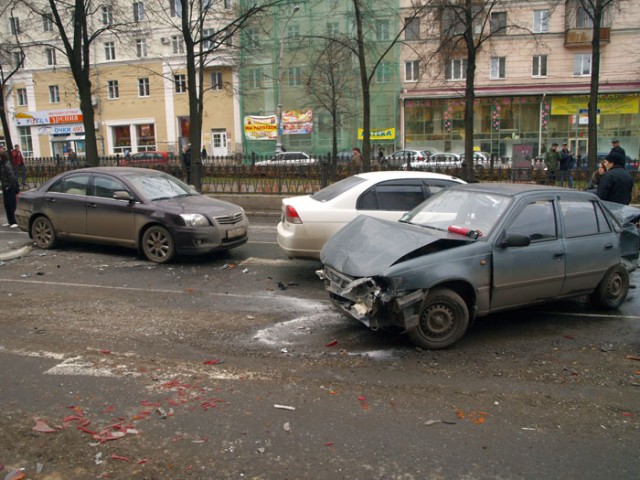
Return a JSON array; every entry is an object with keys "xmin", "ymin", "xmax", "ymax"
[
  {"xmin": 215, "ymin": 212, "xmax": 245, "ymax": 225},
  {"xmin": 324, "ymin": 266, "xmax": 355, "ymax": 289}
]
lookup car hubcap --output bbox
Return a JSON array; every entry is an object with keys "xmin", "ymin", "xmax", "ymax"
[
  {"xmin": 35, "ymin": 222, "xmax": 51, "ymax": 245},
  {"xmin": 147, "ymin": 231, "xmax": 169, "ymax": 258},
  {"xmin": 423, "ymin": 304, "xmax": 454, "ymax": 338},
  {"xmin": 606, "ymin": 273, "xmax": 624, "ymax": 300}
]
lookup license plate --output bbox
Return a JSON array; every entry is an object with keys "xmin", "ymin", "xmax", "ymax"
[{"xmin": 226, "ymin": 226, "xmax": 246, "ymax": 239}]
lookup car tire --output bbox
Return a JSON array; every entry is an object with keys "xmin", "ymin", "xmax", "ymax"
[
  {"xmin": 141, "ymin": 225, "xmax": 175, "ymax": 263},
  {"xmin": 31, "ymin": 216, "xmax": 57, "ymax": 249},
  {"xmin": 408, "ymin": 288, "xmax": 469, "ymax": 350},
  {"xmin": 590, "ymin": 265, "xmax": 629, "ymax": 310}
]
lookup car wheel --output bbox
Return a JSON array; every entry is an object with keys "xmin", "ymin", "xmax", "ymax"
[
  {"xmin": 408, "ymin": 288, "xmax": 469, "ymax": 350},
  {"xmin": 141, "ymin": 225, "xmax": 175, "ymax": 263},
  {"xmin": 31, "ymin": 216, "xmax": 57, "ymax": 249},
  {"xmin": 590, "ymin": 266, "xmax": 629, "ymax": 310}
]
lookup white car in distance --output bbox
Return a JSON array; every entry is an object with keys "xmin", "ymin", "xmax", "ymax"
[{"xmin": 276, "ymin": 171, "xmax": 466, "ymax": 260}]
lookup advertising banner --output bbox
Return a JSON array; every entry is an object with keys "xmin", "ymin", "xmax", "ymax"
[
  {"xmin": 244, "ymin": 115, "xmax": 277, "ymax": 140},
  {"xmin": 551, "ymin": 94, "xmax": 639, "ymax": 115},
  {"xmin": 282, "ymin": 110, "xmax": 313, "ymax": 135},
  {"xmin": 357, "ymin": 128, "xmax": 396, "ymax": 140},
  {"xmin": 15, "ymin": 108, "xmax": 83, "ymax": 126}
]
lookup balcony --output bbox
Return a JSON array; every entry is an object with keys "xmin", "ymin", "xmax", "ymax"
[{"xmin": 564, "ymin": 27, "xmax": 611, "ymax": 47}]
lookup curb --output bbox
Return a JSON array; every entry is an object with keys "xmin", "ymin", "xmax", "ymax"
[{"xmin": 0, "ymin": 245, "xmax": 32, "ymax": 262}]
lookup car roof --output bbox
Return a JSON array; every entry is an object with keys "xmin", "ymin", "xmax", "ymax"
[
  {"xmin": 354, "ymin": 170, "xmax": 465, "ymax": 182},
  {"xmin": 63, "ymin": 167, "xmax": 165, "ymax": 175},
  {"xmin": 453, "ymin": 182, "xmax": 594, "ymax": 197}
]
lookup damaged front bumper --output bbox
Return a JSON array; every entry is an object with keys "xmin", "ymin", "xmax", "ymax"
[{"xmin": 317, "ymin": 267, "xmax": 424, "ymax": 332}]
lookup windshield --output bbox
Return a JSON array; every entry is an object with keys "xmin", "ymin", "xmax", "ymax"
[
  {"xmin": 311, "ymin": 175, "xmax": 366, "ymax": 202},
  {"xmin": 124, "ymin": 172, "xmax": 195, "ymax": 201},
  {"xmin": 401, "ymin": 189, "xmax": 512, "ymax": 237}
]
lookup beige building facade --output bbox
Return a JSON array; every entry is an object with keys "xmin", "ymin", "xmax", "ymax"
[{"xmin": 399, "ymin": 0, "xmax": 640, "ymax": 162}]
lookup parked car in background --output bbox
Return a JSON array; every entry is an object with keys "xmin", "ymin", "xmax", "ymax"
[
  {"xmin": 381, "ymin": 149, "xmax": 427, "ymax": 168},
  {"xmin": 255, "ymin": 151, "xmax": 317, "ymax": 167},
  {"xmin": 15, "ymin": 167, "xmax": 249, "ymax": 263},
  {"xmin": 335, "ymin": 150, "xmax": 353, "ymax": 165},
  {"xmin": 120, "ymin": 151, "xmax": 176, "ymax": 166},
  {"xmin": 277, "ymin": 171, "xmax": 466, "ymax": 260},
  {"xmin": 403, "ymin": 153, "xmax": 462, "ymax": 170},
  {"xmin": 319, "ymin": 184, "xmax": 639, "ymax": 349}
]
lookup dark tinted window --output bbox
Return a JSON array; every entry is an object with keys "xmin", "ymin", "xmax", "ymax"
[
  {"xmin": 47, "ymin": 174, "xmax": 90, "ymax": 195},
  {"xmin": 358, "ymin": 180, "xmax": 425, "ymax": 211},
  {"xmin": 311, "ymin": 175, "xmax": 366, "ymax": 202},
  {"xmin": 91, "ymin": 175, "xmax": 128, "ymax": 199},
  {"xmin": 561, "ymin": 200, "xmax": 609, "ymax": 237},
  {"xmin": 507, "ymin": 200, "xmax": 557, "ymax": 241}
]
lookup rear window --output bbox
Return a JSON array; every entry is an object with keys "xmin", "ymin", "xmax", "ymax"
[{"xmin": 311, "ymin": 175, "xmax": 366, "ymax": 202}]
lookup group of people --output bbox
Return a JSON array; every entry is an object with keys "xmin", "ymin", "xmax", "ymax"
[
  {"xmin": 0, "ymin": 144, "xmax": 25, "ymax": 228},
  {"xmin": 545, "ymin": 139, "xmax": 634, "ymax": 205}
]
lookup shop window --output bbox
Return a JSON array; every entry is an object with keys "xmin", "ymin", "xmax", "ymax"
[
  {"xmin": 18, "ymin": 127, "xmax": 32, "ymax": 157},
  {"xmin": 137, "ymin": 124, "xmax": 156, "ymax": 151},
  {"xmin": 113, "ymin": 126, "xmax": 131, "ymax": 154}
]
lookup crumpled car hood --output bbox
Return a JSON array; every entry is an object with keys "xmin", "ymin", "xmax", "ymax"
[
  {"xmin": 320, "ymin": 215, "xmax": 470, "ymax": 277},
  {"xmin": 604, "ymin": 201, "xmax": 640, "ymax": 225}
]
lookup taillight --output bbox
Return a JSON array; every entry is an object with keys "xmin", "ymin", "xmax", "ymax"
[
  {"xmin": 285, "ymin": 205, "xmax": 303, "ymax": 224},
  {"xmin": 417, "ymin": 154, "xmax": 424, "ymax": 161}
]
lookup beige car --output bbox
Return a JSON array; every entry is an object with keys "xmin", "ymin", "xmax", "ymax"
[{"xmin": 16, "ymin": 167, "xmax": 248, "ymax": 263}]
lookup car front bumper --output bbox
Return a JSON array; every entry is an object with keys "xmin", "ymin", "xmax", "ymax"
[{"xmin": 172, "ymin": 223, "xmax": 248, "ymax": 256}]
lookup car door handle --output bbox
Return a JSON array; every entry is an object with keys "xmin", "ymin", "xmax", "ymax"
[
  {"xmin": 45, "ymin": 198, "xmax": 56, "ymax": 203},
  {"xmin": 553, "ymin": 252, "xmax": 565, "ymax": 258},
  {"xmin": 87, "ymin": 202, "xmax": 98, "ymax": 209},
  {"xmin": 604, "ymin": 243, "xmax": 613, "ymax": 250}
]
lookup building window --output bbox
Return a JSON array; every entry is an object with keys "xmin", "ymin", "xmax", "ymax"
[
  {"xmin": 105, "ymin": 42, "xmax": 116, "ymax": 61},
  {"xmin": 445, "ymin": 58, "xmax": 467, "ymax": 80},
  {"xmin": 175, "ymin": 74, "xmax": 187, "ymax": 93},
  {"xmin": 17, "ymin": 88, "xmax": 28, "ymax": 106},
  {"xmin": 533, "ymin": 10, "xmax": 549, "ymax": 33},
  {"xmin": 286, "ymin": 24, "xmax": 299, "ymax": 40},
  {"xmin": 288, "ymin": 67, "xmax": 302, "ymax": 86},
  {"xmin": 49, "ymin": 85, "xmax": 60, "ymax": 103},
  {"xmin": 532, "ymin": 55, "xmax": 547, "ymax": 77},
  {"xmin": 203, "ymin": 28, "xmax": 215, "ymax": 49},
  {"xmin": 224, "ymin": 0, "xmax": 231, "ymax": 8},
  {"xmin": 327, "ymin": 22, "xmax": 339, "ymax": 37},
  {"xmin": 133, "ymin": 2, "xmax": 145, "ymax": 22},
  {"xmin": 43, "ymin": 14, "xmax": 53, "ymax": 32},
  {"xmin": 375, "ymin": 62, "xmax": 391, "ymax": 83},
  {"xmin": 112, "ymin": 125, "xmax": 132, "ymax": 154},
  {"xmin": 405, "ymin": 60, "xmax": 419, "ymax": 82},
  {"xmin": 138, "ymin": 78, "xmax": 150, "ymax": 97},
  {"xmin": 136, "ymin": 39, "xmax": 147, "ymax": 58},
  {"xmin": 45, "ymin": 47, "xmax": 57, "ymax": 66},
  {"xmin": 211, "ymin": 71, "xmax": 223, "ymax": 90},
  {"xmin": 490, "ymin": 12, "xmax": 507, "ymax": 35},
  {"xmin": 12, "ymin": 51, "xmax": 25, "ymax": 67},
  {"xmin": 405, "ymin": 17, "xmax": 420, "ymax": 41},
  {"xmin": 573, "ymin": 53, "xmax": 591, "ymax": 76},
  {"xmin": 108, "ymin": 80, "xmax": 119, "ymax": 99},
  {"xmin": 172, "ymin": 35, "xmax": 185, "ymax": 54},
  {"xmin": 576, "ymin": 6, "xmax": 594, "ymax": 28},
  {"xmin": 170, "ymin": 0, "xmax": 182, "ymax": 17},
  {"xmin": 102, "ymin": 6, "xmax": 113, "ymax": 26},
  {"xmin": 10, "ymin": 17, "xmax": 20, "ymax": 35},
  {"xmin": 376, "ymin": 19, "xmax": 389, "ymax": 41},
  {"xmin": 490, "ymin": 57, "xmax": 506, "ymax": 79},
  {"xmin": 247, "ymin": 68, "xmax": 262, "ymax": 89}
]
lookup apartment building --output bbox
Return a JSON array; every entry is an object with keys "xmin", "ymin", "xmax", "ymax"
[
  {"xmin": 2, "ymin": 1, "xmax": 238, "ymax": 159},
  {"xmin": 399, "ymin": 0, "xmax": 640, "ymax": 161}
]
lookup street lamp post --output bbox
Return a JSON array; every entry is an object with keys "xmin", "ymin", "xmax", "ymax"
[{"xmin": 275, "ymin": 5, "xmax": 300, "ymax": 154}]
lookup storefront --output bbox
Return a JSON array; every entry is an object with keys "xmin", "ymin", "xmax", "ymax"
[
  {"xmin": 403, "ymin": 93, "xmax": 640, "ymax": 162},
  {"xmin": 14, "ymin": 108, "xmax": 85, "ymax": 158}
]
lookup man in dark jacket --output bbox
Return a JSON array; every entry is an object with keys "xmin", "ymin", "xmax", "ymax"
[
  {"xmin": 0, "ymin": 151, "xmax": 20, "ymax": 227},
  {"xmin": 597, "ymin": 149, "xmax": 634, "ymax": 205}
]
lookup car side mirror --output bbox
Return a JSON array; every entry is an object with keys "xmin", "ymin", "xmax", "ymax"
[
  {"xmin": 500, "ymin": 233, "xmax": 531, "ymax": 248},
  {"xmin": 113, "ymin": 190, "xmax": 134, "ymax": 202}
]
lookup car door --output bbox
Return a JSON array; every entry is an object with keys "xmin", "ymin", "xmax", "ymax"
[
  {"xmin": 491, "ymin": 198, "xmax": 565, "ymax": 309},
  {"xmin": 85, "ymin": 174, "xmax": 137, "ymax": 245},
  {"xmin": 558, "ymin": 197, "xmax": 619, "ymax": 295},
  {"xmin": 41, "ymin": 173, "xmax": 91, "ymax": 236}
]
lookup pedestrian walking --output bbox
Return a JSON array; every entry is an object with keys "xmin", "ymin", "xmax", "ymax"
[
  {"xmin": 558, "ymin": 143, "xmax": 574, "ymax": 188},
  {"xmin": 596, "ymin": 150, "xmax": 634, "ymax": 205},
  {"xmin": 201, "ymin": 146, "xmax": 207, "ymax": 162},
  {"xmin": 11, "ymin": 144, "xmax": 28, "ymax": 188},
  {"xmin": 351, "ymin": 147, "xmax": 363, "ymax": 171},
  {"xmin": 0, "ymin": 151, "xmax": 20, "ymax": 228},
  {"xmin": 543, "ymin": 143, "xmax": 560, "ymax": 184},
  {"xmin": 182, "ymin": 144, "xmax": 192, "ymax": 182},
  {"xmin": 68, "ymin": 148, "xmax": 78, "ymax": 168}
]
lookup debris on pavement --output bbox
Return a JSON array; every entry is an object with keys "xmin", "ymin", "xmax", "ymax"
[
  {"xmin": 32, "ymin": 419, "xmax": 57, "ymax": 433},
  {"xmin": 274, "ymin": 404, "xmax": 295, "ymax": 411}
]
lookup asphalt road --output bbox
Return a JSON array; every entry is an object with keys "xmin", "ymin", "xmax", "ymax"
[{"xmin": 0, "ymin": 216, "xmax": 639, "ymax": 479}]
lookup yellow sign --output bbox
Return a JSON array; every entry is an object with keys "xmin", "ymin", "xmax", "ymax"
[
  {"xmin": 551, "ymin": 94, "xmax": 639, "ymax": 115},
  {"xmin": 357, "ymin": 128, "xmax": 395, "ymax": 140}
]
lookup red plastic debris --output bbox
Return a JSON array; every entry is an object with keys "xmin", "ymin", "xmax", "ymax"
[
  {"xmin": 32, "ymin": 419, "xmax": 57, "ymax": 433},
  {"xmin": 324, "ymin": 442, "xmax": 334, "ymax": 447},
  {"xmin": 110, "ymin": 454, "xmax": 130, "ymax": 462},
  {"xmin": 325, "ymin": 340, "xmax": 338, "ymax": 347},
  {"xmin": 563, "ymin": 335, "xmax": 575, "ymax": 340},
  {"xmin": 103, "ymin": 406, "xmax": 115, "ymax": 413},
  {"xmin": 138, "ymin": 459, "xmax": 148, "ymax": 465},
  {"xmin": 203, "ymin": 359, "xmax": 223, "ymax": 365},
  {"xmin": 100, "ymin": 349, "xmax": 111, "ymax": 354}
]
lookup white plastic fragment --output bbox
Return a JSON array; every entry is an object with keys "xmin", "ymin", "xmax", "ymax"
[{"xmin": 274, "ymin": 404, "xmax": 295, "ymax": 411}]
